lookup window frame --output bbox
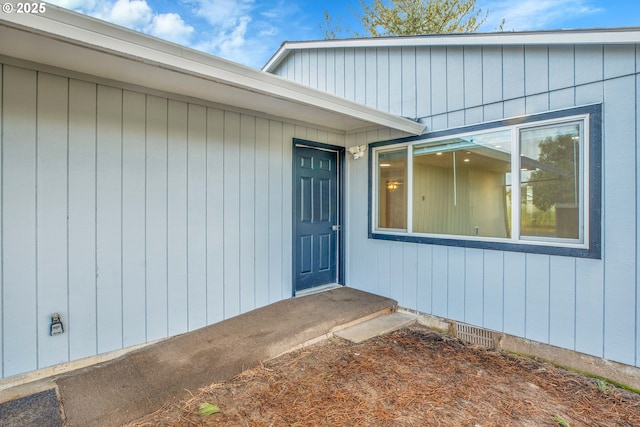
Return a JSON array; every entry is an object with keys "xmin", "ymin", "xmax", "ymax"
[{"xmin": 368, "ymin": 104, "xmax": 602, "ymax": 259}]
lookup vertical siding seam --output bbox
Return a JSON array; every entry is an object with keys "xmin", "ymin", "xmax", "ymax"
[
  {"xmin": 254, "ymin": 119, "xmax": 260, "ymax": 307},
  {"xmin": 414, "ymin": 46, "xmax": 418, "ymax": 120},
  {"xmin": 430, "ymin": 245, "xmax": 434, "ymax": 313},
  {"xmin": 386, "ymin": 48, "xmax": 390, "ymax": 113},
  {"xmin": 65, "ymin": 78, "xmax": 71, "ymax": 361},
  {"xmin": 306, "ymin": 50, "xmax": 310, "ymax": 88},
  {"xmin": 429, "ymin": 48, "xmax": 433, "ymax": 128},
  {"xmin": 222, "ymin": 112, "xmax": 227, "ymax": 319},
  {"xmin": 636, "ymin": 53, "xmax": 639, "ymax": 366},
  {"xmin": 163, "ymin": 99, "xmax": 168, "ymax": 336},
  {"xmin": 145, "ymin": 95, "xmax": 149, "ymax": 342},
  {"xmin": 186, "ymin": 105, "xmax": 191, "ymax": 329},
  {"xmin": 321, "ymin": 50, "xmax": 326, "ymax": 91},
  {"xmin": 445, "ymin": 47, "xmax": 449, "ymax": 127},
  {"xmin": 601, "ymin": 45, "xmax": 605, "ymax": 91},
  {"xmin": 547, "ymin": 47, "xmax": 551, "ymax": 110},
  {"xmin": 500, "ymin": 46, "xmax": 505, "ymax": 119},
  {"xmin": 400, "ymin": 48, "xmax": 404, "ymax": 117},
  {"xmin": 462, "ymin": 249, "xmax": 466, "ymax": 323},
  {"xmin": 307, "ymin": 51, "xmax": 311, "ymax": 86},
  {"xmin": 35, "ymin": 71, "xmax": 39, "ymax": 368},
  {"xmin": 292, "ymin": 52, "xmax": 296, "ymax": 82},
  {"xmin": 523, "ymin": 46, "xmax": 527, "ymax": 100},
  {"xmin": 600, "ymin": 69, "xmax": 605, "ymax": 359},
  {"xmin": 445, "ymin": 248, "xmax": 449, "ymax": 318},
  {"xmin": 415, "ymin": 244, "xmax": 419, "ymax": 313},
  {"xmin": 462, "ymin": 47, "xmax": 466, "ymax": 119},
  {"xmin": 573, "ymin": 258, "xmax": 577, "ymax": 351},
  {"xmin": 93, "ymin": 84, "xmax": 98, "ymax": 355},
  {"xmin": 204, "ymin": 107, "xmax": 209, "ymax": 324},
  {"xmin": 343, "ymin": 48, "xmax": 347, "ymax": 99},
  {"xmin": 120, "ymin": 89, "xmax": 124, "ymax": 349},
  {"xmin": 573, "ymin": 46, "xmax": 577, "ymax": 106},
  {"xmin": 501, "ymin": 251, "xmax": 505, "ymax": 332},
  {"xmin": 331, "ymin": 49, "xmax": 336, "ymax": 95},
  {"xmin": 332, "ymin": 49, "xmax": 336, "ymax": 94},
  {"xmin": 480, "ymin": 46, "xmax": 485, "ymax": 121},
  {"xmin": 547, "ymin": 256, "xmax": 551, "ymax": 344},
  {"xmin": 480, "ymin": 47, "xmax": 485, "ymax": 122},
  {"xmin": 0, "ymin": 63, "xmax": 3, "ymax": 378},
  {"xmin": 279, "ymin": 124, "xmax": 285, "ymax": 301},
  {"xmin": 282, "ymin": 125, "xmax": 287, "ymax": 300},
  {"xmin": 523, "ymin": 255, "xmax": 527, "ymax": 338},
  {"xmin": 238, "ymin": 115, "xmax": 243, "ymax": 315},
  {"xmin": 266, "ymin": 120, "xmax": 270, "ymax": 304},
  {"xmin": 481, "ymin": 250, "xmax": 485, "ymax": 327},
  {"xmin": 373, "ymin": 48, "xmax": 376, "ymax": 109},
  {"xmin": 252, "ymin": 118, "xmax": 257, "ymax": 309},
  {"xmin": 362, "ymin": 48, "xmax": 368, "ymax": 105},
  {"xmin": 573, "ymin": 47, "xmax": 577, "ymax": 106}
]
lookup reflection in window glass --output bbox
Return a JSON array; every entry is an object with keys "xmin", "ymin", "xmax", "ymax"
[
  {"xmin": 520, "ymin": 123, "xmax": 581, "ymax": 239},
  {"xmin": 378, "ymin": 149, "xmax": 407, "ymax": 229},
  {"xmin": 412, "ymin": 130, "xmax": 511, "ymax": 237}
]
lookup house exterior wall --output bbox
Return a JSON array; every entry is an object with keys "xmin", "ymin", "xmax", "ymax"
[
  {"xmin": 0, "ymin": 58, "xmax": 345, "ymax": 379},
  {"xmin": 273, "ymin": 43, "xmax": 640, "ymax": 368}
]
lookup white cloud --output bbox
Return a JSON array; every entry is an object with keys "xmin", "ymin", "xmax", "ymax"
[
  {"xmin": 48, "ymin": 0, "xmax": 196, "ymax": 46},
  {"xmin": 258, "ymin": 24, "xmax": 278, "ymax": 37},
  {"xmin": 150, "ymin": 13, "xmax": 195, "ymax": 45},
  {"xmin": 483, "ymin": 0, "xmax": 602, "ymax": 31},
  {"xmin": 47, "ymin": 0, "xmax": 99, "ymax": 12},
  {"xmin": 46, "ymin": 0, "xmax": 292, "ymax": 68},
  {"xmin": 104, "ymin": 0, "xmax": 153, "ymax": 30},
  {"xmin": 194, "ymin": 15, "xmax": 252, "ymax": 64},
  {"xmin": 185, "ymin": 0, "xmax": 254, "ymax": 28},
  {"xmin": 184, "ymin": 0, "xmax": 290, "ymax": 67}
]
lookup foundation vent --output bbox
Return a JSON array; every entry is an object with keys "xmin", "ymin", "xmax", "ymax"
[{"xmin": 455, "ymin": 323, "xmax": 496, "ymax": 349}]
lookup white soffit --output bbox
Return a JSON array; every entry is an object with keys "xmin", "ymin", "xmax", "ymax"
[
  {"xmin": 0, "ymin": 5, "xmax": 424, "ymax": 135},
  {"xmin": 263, "ymin": 27, "xmax": 640, "ymax": 72}
]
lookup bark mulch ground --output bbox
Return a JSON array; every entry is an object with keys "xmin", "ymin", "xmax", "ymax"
[{"xmin": 128, "ymin": 325, "xmax": 640, "ymax": 426}]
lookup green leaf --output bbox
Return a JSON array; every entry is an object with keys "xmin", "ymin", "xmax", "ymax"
[
  {"xmin": 595, "ymin": 378, "xmax": 612, "ymax": 394},
  {"xmin": 199, "ymin": 402, "xmax": 221, "ymax": 417},
  {"xmin": 553, "ymin": 415, "xmax": 570, "ymax": 427}
]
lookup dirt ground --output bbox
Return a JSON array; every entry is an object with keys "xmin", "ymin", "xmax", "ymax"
[{"xmin": 129, "ymin": 325, "xmax": 640, "ymax": 426}]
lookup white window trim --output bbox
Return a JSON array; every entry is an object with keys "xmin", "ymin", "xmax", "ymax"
[{"xmin": 371, "ymin": 113, "xmax": 592, "ymax": 252}]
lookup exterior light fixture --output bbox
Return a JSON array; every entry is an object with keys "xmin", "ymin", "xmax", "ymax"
[{"xmin": 348, "ymin": 145, "xmax": 367, "ymax": 159}]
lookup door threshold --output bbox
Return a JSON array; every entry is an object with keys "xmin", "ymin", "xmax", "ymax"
[{"xmin": 295, "ymin": 283, "xmax": 342, "ymax": 298}]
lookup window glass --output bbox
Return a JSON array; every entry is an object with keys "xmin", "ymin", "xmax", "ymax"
[
  {"xmin": 378, "ymin": 149, "xmax": 407, "ymax": 229},
  {"xmin": 412, "ymin": 130, "xmax": 511, "ymax": 237},
  {"xmin": 520, "ymin": 123, "xmax": 581, "ymax": 239},
  {"xmin": 370, "ymin": 106, "xmax": 598, "ymax": 257}
]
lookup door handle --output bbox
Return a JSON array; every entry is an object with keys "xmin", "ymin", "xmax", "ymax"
[{"xmin": 331, "ymin": 225, "xmax": 341, "ymax": 231}]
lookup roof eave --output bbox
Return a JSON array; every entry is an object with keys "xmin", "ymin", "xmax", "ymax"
[
  {"xmin": 0, "ymin": 5, "xmax": 425, "ymax": 136},
  {"xmin": 263, "ymin": 27, "xmax": 640, "ymax": 72}
]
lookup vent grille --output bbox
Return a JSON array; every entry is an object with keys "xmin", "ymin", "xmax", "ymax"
[{"xmin": 455, "ymin": 323, "xmax": 496, "ymax": 349}]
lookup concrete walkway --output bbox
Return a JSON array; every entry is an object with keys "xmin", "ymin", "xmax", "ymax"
[{"xmin": 0, "ymin": 287, "xmax": 397, "ymax": 427}]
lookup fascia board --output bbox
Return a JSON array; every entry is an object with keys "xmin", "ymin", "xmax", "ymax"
[
  {"xmin": 0, "ymin": 8, "xmax": 425, "ymax": 135},
  {"xmin": 263, "ymin": 28, "xmax": 640, "ymax": 72}
]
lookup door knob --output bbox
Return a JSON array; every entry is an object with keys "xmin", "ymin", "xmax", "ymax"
[{"xmin": 331, "ymin": 224, "xmax": 341, "ymax": 231}]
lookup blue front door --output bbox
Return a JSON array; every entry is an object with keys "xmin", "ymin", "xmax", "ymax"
[{"xmin": 293, "ymin": 143, "xmax": 341, "ymax": 293}]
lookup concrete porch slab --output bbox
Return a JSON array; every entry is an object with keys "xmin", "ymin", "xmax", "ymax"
[
  {"xmin": 47, "ymin": 287, "xmax": 395, "ymax": 427},
  {"xmin": 335, "ymin": 312, "xmax": 417, "ymax": 343}
]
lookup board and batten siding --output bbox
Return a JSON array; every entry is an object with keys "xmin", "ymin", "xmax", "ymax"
[
  {"xmin": 0, "ymin": 61, "xmax": 344, "ymax": 379},
  {"xmin": 274, "ymin": 43, "xmax": 640, "ymax": 368}
]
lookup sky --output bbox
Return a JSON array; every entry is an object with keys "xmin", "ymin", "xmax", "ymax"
[{"xmin": 45, "ymin": 0, "xmax": 640, "ymax": 69}]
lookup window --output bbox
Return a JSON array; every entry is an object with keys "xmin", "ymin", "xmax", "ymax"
[
  {"xmin": 378, "ymin": 149, "xmax": 407, "ymax": 230},
  {"xmin": 369, "ymin": 105, "xmax": 601, "ymax": 258}
]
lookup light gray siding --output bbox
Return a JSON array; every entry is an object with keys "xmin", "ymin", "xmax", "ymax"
[
  {"xmin": 275, "ymin": 43, "xmax": 640, "ymax": 368},
  {"xmin": 0, "ymin": 60, "xmax": 344, "ymax": 379}
]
